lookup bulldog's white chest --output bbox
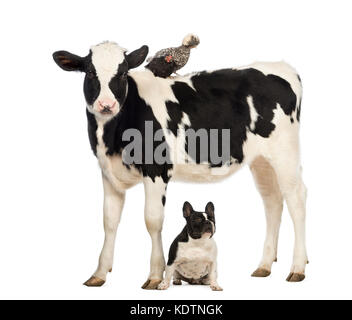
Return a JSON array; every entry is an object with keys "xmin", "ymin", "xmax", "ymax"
[
  {"xmin": 96, "ymin": 124, "xmax": 141, "ymax": 190},
  {"xmin": 177, "ymin": 261, "xmax": 210, "ymax": 279},
  {"xmin": 175, "ymin": 238, "xmax": 217, "ymax": 279}
]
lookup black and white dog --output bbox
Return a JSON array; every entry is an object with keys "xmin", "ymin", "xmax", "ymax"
[{"xmin": 158, "ymin": 202, "xmax": 222, "ymax": 291}]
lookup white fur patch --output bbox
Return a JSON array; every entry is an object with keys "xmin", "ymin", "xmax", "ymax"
[
  {"xmin": 89, "ymin": 42, "xmax": 126, "ymax": 120},
  {"xmin": 175, "ymin": 237, "xmax": 217, "ymax": 279},
  {"xmin": 95, "ymin": 119, "xmax": 141, "ymax": 190},
  {"xmin": 91, "ymin": 42, "xmax": 126, "ymax": 73},
  {"xmin": 129, "ymin": 69, "xmax": 177, "ymax": 128},
  {"xmin": 247, "ymin": 95, "xmax": 258, "ymax": 131}
]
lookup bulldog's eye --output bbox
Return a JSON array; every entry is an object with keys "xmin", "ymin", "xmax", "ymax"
[{"xmin": 194, "ymin": 218, "xmax": 202, "ymax": 223}]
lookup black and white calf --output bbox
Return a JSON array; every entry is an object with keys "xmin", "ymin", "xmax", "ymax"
[{"xmin": 53, "ymin": 41, "xmax": 308, "ymax": 288}]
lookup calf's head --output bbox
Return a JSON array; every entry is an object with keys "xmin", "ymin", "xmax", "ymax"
[
  {"xmin": 53, "ymin": 42, "xmax": 148, "ymax": 119},
  {"xmin": 183, "ymin": 201, "xmax": 216, "ymax": 239}
]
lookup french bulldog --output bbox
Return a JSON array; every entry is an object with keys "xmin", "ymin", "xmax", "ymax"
[{"xmin": 158, "ymin": 201, "xmax": 222, "ymax": 291}]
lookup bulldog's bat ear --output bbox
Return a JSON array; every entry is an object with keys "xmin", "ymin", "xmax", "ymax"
[
  {"xmin": 205, "ymin": 202, "xmax": 215, "ymax": 218},
  {"xmin": 183, "ymin": 201, "xmax": 193, "ymax": 218}
]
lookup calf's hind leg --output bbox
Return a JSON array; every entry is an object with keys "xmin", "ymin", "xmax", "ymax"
[
  {"xmin": 250, "ymin": 156, "xmax": 284, "ymax": 278},
  {"xmin": 271, "ymin": 158, "xmax": 308, "ymax": 282}
]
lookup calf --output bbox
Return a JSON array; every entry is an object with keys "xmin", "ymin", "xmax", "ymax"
[{"xmin": 53, "ymin": 41, "xmax": 308, "ymax": 289}]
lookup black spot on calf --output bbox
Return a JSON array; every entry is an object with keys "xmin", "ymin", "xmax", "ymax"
[{"xmin": 166, "ymin": 68, "xmax": 298, "ymax": 166}]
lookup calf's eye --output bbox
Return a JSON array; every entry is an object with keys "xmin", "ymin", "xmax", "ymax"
[{"xmin": 86, "ymin": 70, "xmax": 94, "ymax": 79}]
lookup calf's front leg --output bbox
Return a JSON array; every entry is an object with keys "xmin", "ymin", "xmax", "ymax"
[
  {"xmin": 141, "ymin": 177, "xmax": 167, "ymax": 290},
  {"xmin": 84, "ymin": 174, "xmax": 125, "ymax": 287}
]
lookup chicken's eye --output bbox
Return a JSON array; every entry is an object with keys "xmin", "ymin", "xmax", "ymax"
[{"xmin": 165, "ymin": 55, "xmax": 173, "ymax": 63}]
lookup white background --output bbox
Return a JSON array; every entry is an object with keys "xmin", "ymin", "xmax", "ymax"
[{"xmin": 0, "ymin": 0, "xmax": 351, "ymax": 300}]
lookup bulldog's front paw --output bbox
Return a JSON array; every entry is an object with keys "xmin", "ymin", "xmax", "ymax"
[
  {"xmin": 210, "ymin": 284, "xmax": 223, "ymax": 291},
  {"xmin": 157, "ymin": 280, "xmax": 170, "ymax": 290}
]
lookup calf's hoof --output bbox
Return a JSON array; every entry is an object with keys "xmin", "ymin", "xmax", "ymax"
[
  {"xmin": 141, "ymin": 279, "xmax": 162, "ymax": 290},
  {"xmin": 251, "ymin": 268, "xmax": 271, "ymax": 277},
  {"xmin": 173, "ymin": 279, "xmax": 182, "ymax": 285},
  {"xmin": 84, "ymin": 276, "xmax": 105, "ymax": 287},
  {"xmin": 286, "ymin": 272, "xmax": 305, "ymax": 282}
]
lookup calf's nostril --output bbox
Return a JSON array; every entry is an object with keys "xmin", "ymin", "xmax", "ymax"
[{"xmin": 98, "ymin": 100, "xmax": 116, "ymax": 112}]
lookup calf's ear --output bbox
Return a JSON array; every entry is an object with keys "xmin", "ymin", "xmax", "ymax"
[
  {"xmin": 205, "ymin": 202, "xmax": 215, "ymax": 218},
  {"xmin": 183, "ymin": 201, "xmax": 193, "ymax": 218},
  {"xmin": 126, "ymin": 45, "xmax": 149, "ymax": 69},
  {"xmin": 53, "ymin": 51, "xmax": 85, "ymax": 72}
]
